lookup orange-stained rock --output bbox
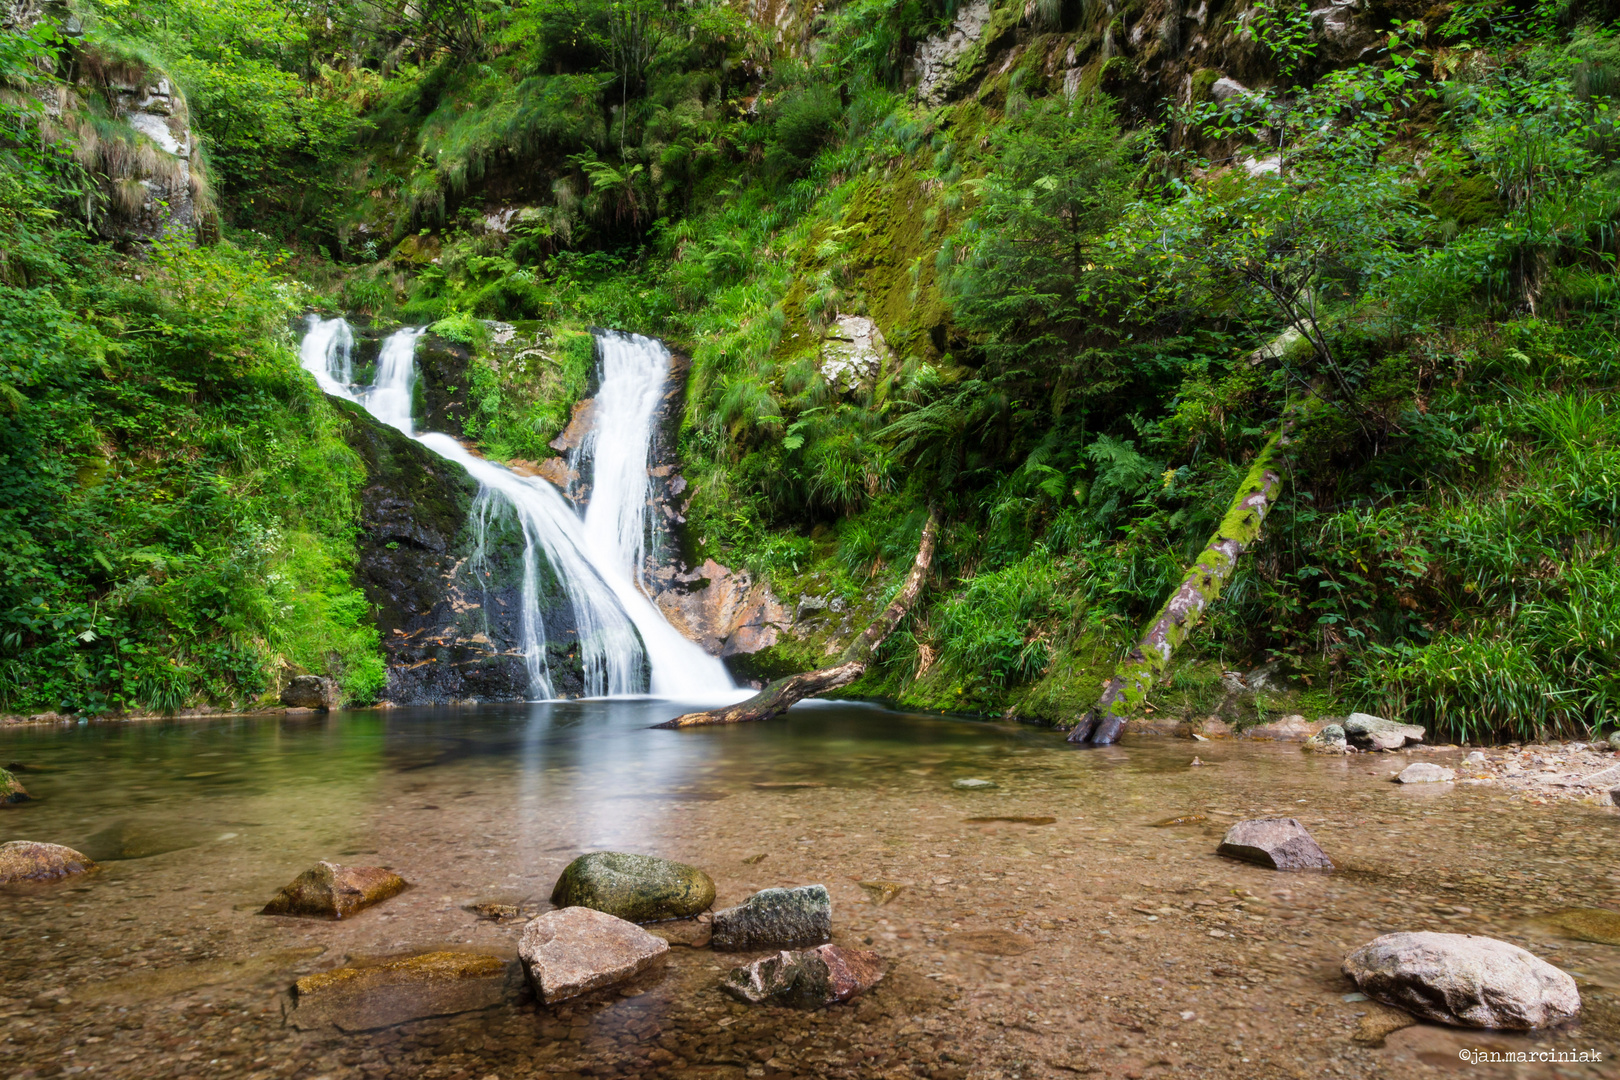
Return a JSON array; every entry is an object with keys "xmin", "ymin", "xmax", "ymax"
[
  {"xmin": 653, "ymin": 558, "xmax": 790, "ymax": 657},
  {"xmin": 262, "ymin": 861, "xmax": 407, "ymax": 919},
  {"xmin": 291, "ymin": 951, "xmax": 512, "ymax": 1031},
  {"xmin": 0, "ymin": 841, "xmax": 97, "ymax": 884}
]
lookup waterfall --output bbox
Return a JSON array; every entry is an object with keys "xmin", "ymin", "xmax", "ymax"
[{"xmin": 296, "ymin": 315, "xmax": 733, "ymax": 701}]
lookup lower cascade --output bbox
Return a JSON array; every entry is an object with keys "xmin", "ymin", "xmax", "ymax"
[{"xmin": 298, "ymin": 315, "xmax": 734, "ymax": 701}]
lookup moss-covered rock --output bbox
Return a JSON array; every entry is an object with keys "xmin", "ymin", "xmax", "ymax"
[{"xmin": 550, "ymin": 852, "xmax": 716, "ymax": 923}]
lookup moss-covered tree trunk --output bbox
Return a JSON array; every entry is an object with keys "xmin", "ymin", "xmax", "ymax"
[
  {"xmin": 1069, "ymin": 426, "xmax": 1292, "ymax": 746},
  {"xmin": 657, "ymin": 507, "xmax": 941, "ymax": 729}
]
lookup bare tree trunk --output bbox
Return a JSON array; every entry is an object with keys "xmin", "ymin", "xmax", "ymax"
[
  {"xmin": 657, "ymin": 507, "xmax": 941, "ymax": 729},
  {"xmin": 1068, "ymin": 421, "xmax": 1297, "ymax": 746}
]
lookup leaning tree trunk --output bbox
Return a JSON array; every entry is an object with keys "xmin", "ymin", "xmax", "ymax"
[
  {"xmin": 1069, "ymin": 418, "xmax": 1302, "ymax": 746},
  {"xmin": 657, "ymin": 507, "xmax": 941, "ymax": 729}
]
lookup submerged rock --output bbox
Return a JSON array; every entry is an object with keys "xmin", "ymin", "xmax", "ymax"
[
  {"xmin": 857, "ymin": 880, "xmax": 905, "ymax": 906},
  {"xmin": 952, "ymin": 778, "xmax": 997, "ymax": 790},
  {"xmin": 518, "ymin": 906, "xmax": 669, "ymax": 1004},
  {"xmin": 711, "ymin": 885, "xmax": 832, "ymax": 951},
  {"xmin": 261, "ymin": 861, "xmax": 407, "ymax": 919},
  {"xmin": 550, "ymin": 851, "xmax": 715, "ymax": 922},
  {"xmin": 1342, "ymin": 932, "xmax": 1579, "ymax": 1029},
  {"xmin": 80, "ymin": 819, "xmax": 209, "ymax": 862},
  {"xmin": 647, "ymin": 918, "xmax": 712, "ymax": 948},
  {"xmin": 1535, "ymin": 908, "xmax": 1620, "ymax": 946},
  {"xmin": 1217, "ymin": 818, "xmax": 1334, "ymax": 870},
  {"xmin": 0, "ymin": 841, "xmax": 97, "ymax": 884},
  {"xmin": 1344, "ymin": 713, "xmax": 1425, "ymax": 750},
  {"xmin": 721, "ymin": 944, "xmax": 886, "ymax": 1008},
  {"xmin": 1303, "ymin": 724, "xmax": 1348, "ymax": 754},
  {"xmin": 1395, "ymin": 762, "xmax": 1456, "ymax": 784},
  {"xmin": 1244, "ymin": 714, "xmax": 1323, "ymax": 741},
  {"xmin": 291, "ymin": 951, "xmax": 512, "ymax": 1031},
  {"xmin": 280, "ymin": 675, "xmax": 341, "ymax": 710}
]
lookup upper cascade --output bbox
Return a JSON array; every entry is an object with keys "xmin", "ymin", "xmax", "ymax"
[{"xmin": 297, "ymin": 315, "xmax": 734, "ymax": 701}]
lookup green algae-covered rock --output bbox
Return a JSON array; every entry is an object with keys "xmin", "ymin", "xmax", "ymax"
[{"xmin": 550, "ymin": 852, "xmax": 715, "ymax": 923}]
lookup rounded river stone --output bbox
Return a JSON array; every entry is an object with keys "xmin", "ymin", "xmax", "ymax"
[{"xmin": 550, "ymin": 851, "xmax": 715, "ymax": 922}]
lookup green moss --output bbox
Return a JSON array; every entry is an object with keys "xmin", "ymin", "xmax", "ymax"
[
  {"xmin": 1189, "ymin": 67, "xmax": 1222, "ymax": 103},
  {"xmin": 1426, "ymin": 174, "xmax": 1503, "ymax": 228}
]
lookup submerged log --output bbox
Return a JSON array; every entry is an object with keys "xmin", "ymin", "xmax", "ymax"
[
  {"xmin": 658, "ymin": 508, "xmax": 941, "ymax": 728},
  {"xmin": 1071, "ymin": 412, "xmax": 1307, "ymax": 747}
]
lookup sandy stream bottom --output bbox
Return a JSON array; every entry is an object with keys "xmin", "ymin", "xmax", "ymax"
[{"xmin": 2, "ymin": 701, "xmax": 1619, "ymax": 1080}]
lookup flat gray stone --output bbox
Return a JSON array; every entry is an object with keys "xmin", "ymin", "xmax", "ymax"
[
  {"xmin": 952, "ymin": 778, "xmax": 996, "ymax": 790},
  {"xmin": 1345, "ymin": 713, "xmax": 1425, "ymax": 749},
  {"xmin": 712, "ymin": 885, "xmax": 831, "ymax": 951},
  {"xmin": 1217, "ymin": 818, "xmax": 1333, "ymax": 870},
  {"xmin": 518, "ymin": 906, "xmax": 669, "ymax": 1004},
  {"xmin": 1396, "ymin": 763, "xmax": 1456, "ymax": 784},
  {"xmin": 1343, "ymin": 932, "xmax": 1579, "ymax": 1029}
]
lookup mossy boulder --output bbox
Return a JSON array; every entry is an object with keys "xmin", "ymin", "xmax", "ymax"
[
  {"xmin": 550, "ymin": 852, "xmax": 715, "ymax": 923},
  {"xmin": 0, "ymin": 767, "xmax": 29, "ymax": 805}
]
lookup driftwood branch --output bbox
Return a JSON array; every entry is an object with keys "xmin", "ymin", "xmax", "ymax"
[
  {"xmin": 1069, "ymin": 405, "xmax": 1316, "ymax": 746},
  {"xmin": 657, "ymin": 507, "xmax": 941, "ymax": 728}
]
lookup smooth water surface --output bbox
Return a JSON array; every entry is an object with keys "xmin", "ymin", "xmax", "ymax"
[{"xmin": 3, "ymin": 705, "xmax": 1619, "ymax": 1079}]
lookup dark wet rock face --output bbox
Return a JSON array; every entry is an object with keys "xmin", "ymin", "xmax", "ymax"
[
  {"xmin": 261, "ymin": 861, "xmax": 407, "ymax": 919},
  {"xmin": 711, "ymin": 885, "xmax": 832, "ymax": 951},
  {"xmin": 1217, "ymin": 818, "xmax": 1334, "ymax": 870},
  {"xmin": 291, "ymin": 951, "xmax": 513, "ymax": 1031},
  {"xmin": 1342, "ymin": 932, "xmax": 1580, "ymax": 1029},
  {"xmin": 721, "ymin": 945, "xmax": 886, "ymax": 1008},
  {"xmin": 413, "ymin": 335, "xmax": 472, "ymax": 438},
  {"xmin": 518, "ymin": 906, "xmax": 670, "ymax": 1003},
  {"xmin": 334, "ymin": 398, "xmax": 584, "ymax": 703},
  {"xmin": 281, "ymin": 675, "xmax": 340, "ymax": 710},
  {"xmin": 0, "ymin": 841, "xmax": 97, "ymax": 884},
  {"xmin": 550, "ymin": 852, "xmax": 716, "ymax": 923}
]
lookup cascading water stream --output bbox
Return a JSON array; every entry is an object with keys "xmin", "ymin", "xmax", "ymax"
[{"xmin": 297, "ymin": 315, "xmax": 733, "ymax": 701}]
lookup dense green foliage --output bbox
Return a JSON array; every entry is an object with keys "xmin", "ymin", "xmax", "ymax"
[
  {"xmin": 0, "ymin": 32, "xmax": 383, "ymax": 714},
  {"xmin": 9, "ymin": 0, "xmax": 1620, "ymax": 740}
]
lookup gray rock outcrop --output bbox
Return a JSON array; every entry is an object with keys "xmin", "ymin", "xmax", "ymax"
[
  {"xmin": 519, "ymin": 906, "xmax": 669, "ymax": 1004},
  {"xmin": 280, "ymin": 675, "xmax": 341, "ymax": 710},
  {"xmin": 1343, "ymin": 932, "xmax": 1580, "ymax": 1029},
  {"xmin": 1345, "ymin": 713, "xmax": 1425, "ymax": 750},
  {"xmin": 712, "ymin": 885, "xmax": 832, "ymax": 951},
  {"xmin": 1217, "ymin": 818, "xmax": 1334, "ymax": 870}
]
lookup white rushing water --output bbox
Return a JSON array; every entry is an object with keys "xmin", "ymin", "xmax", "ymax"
[{"xmin": 296, "ymin": 315, "xmax": 734, "ymax": 701}]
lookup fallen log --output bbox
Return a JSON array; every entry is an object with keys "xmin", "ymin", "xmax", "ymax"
[
  {"xmin": 1069, "ymin": 408, "xmax": 1311, "ymax": 747},
  {"xmin": 658, "ymin": 507, "xmax": 941, "ymax": 728}
]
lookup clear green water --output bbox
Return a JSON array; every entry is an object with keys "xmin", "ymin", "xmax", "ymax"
[{"xmin": 2, "ymin": 703, "xmax": 1618, "ymax": 1079}]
